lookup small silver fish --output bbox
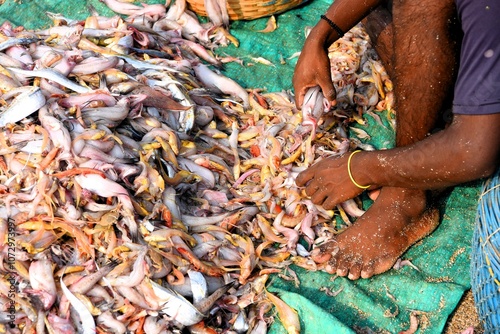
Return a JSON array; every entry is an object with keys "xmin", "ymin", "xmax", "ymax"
[
  {"xmin": 0, "ymin": 37, "xmax": 40, "ymax": 51},
  {"xmin": 0, "ymin": 86, "xmax": 45, "ymax": 126},
  {"xmin": 150, "ymin": 279, "xmax": 205, "ymax": 326},
  {"xmin": 7, "ymin": 67, "xmax": 91, "ymax": 93},
  {"xmin": 60, "ymin": 275, "xmax": 96, "ymax": 334}
]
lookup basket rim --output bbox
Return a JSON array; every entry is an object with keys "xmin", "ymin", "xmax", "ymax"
[{"xmin": 185, "ymin": 0, "xmax": 309, "ymax": 20}]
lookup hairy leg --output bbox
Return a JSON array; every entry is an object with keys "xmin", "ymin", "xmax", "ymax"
[
  {"xmin": 392, "ymin": 0, "xmax": 459, "ymax": 145},
  {"xmin": 362, "ymin": 4, "xmax": 394, "ymax": 75},
  {"xmin": 312, "ymin": 0, "xmax": 460, "ymax": 279}
]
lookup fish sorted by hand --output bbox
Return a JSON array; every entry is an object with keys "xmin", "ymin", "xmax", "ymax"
[{"xmin": 0, "ymin": 1, "xmax": 393, "ymax": 333}]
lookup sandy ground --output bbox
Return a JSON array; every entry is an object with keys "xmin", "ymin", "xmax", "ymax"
[{"xmin": 444, "ymin": 290, "xmax": 484, "ymax": 334}]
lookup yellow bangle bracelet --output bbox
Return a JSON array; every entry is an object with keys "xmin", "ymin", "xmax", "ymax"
[{"xmin": 347, "ymin": 150, "xmax": 371, "ymax": 189}]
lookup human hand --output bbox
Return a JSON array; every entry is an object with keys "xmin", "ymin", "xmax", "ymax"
[
  {"xmin": 293, "ymin": 37, "xmax": 337, "ymax": 108},
  {"xmin": 295, "ymin": 153, "xmax": 367, "ymax": 209}
]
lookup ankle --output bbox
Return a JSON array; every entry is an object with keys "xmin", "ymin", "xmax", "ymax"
[{"xmin": 381, "ymin": 187, "xmax": 428, "ymax": 217}]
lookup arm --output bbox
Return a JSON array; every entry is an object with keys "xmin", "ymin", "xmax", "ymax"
[
  {"xmin": 296, "ymin": 113, "xmax": 500, "ymax": 209},
  {"xmin": 358, "ymin": 113, "xmax": 500, "ymax": 189},
  {"xmin": 293, "ymin": 0, "xmax": 384, "ymax": 107}
]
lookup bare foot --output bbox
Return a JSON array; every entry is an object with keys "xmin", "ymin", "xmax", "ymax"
[{"xmin": 311, "ymin": 187, "xmax": 440, "ymax": 280}]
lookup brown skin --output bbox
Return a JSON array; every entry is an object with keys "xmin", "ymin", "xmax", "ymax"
[
  {"xmin": 293, "ymin": 0, "xmax": 500, "ymax": 280},
  {"xmin": 293, "ymin": 0, "xmax": 383, "ymax": 108}
]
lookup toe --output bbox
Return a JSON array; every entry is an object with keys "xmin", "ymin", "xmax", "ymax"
[
  {"xmin": 324, "ymin": 263, "xmax": 337, "ymax": 274},
  {"xmin": 311, "ymin": 241, "xmax": 339, "ymax": 264},
  {"xmin": 336, "ymin": 257, "xmax": 350, "ymax": 277},
  {"xmin": 325, "ymin": 255, "xmax": 339, "ymax": 274},
  {"xmin": 360, "ymin": 261, "xmax": 376, "ymax": 279},
  {"xmin": 348, "ymin": 262, "xmax": 362, "ymax": 280},
  {"xmin": 310, "ymin": 247, "xmax": 331, "ymax": 264}
]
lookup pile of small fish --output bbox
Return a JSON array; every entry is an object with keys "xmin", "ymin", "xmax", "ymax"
[{"xmin": 0, "ymin": 0, "xmax": 393, "ymax": 333}]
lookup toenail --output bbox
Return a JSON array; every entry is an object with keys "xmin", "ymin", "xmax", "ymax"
[
  {"xmin": 337, "ymin": 269, "xmax": 348, "ymax": 276},
  {"xmin": 330, "ymin": 246, "xmax": 340, "ymax": 256},
  {"xmin": 325, "ymin": 264, "xmax": 336, "ymax": 274},
  {"xmin": 361, "ymin": 271, "xmax": 372, "ymax": 279}
]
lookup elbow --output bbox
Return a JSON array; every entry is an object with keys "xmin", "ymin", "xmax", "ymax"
[
  {"xmin": 447, "ymin": 113, "xmax": 500, "ymax": 182},
  {"xmin": 461, "ymin": 148, "xmax": 499, "ymax": 181},
  {"xmin": 475, "ymin": 141, "xmax": 499, "ymax": 179},
  {"xmin": 477, "ymin": 159, "xmax": 498, "ymax": 179}
]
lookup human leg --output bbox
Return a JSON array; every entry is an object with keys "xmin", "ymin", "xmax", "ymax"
[
  {"xmin": 362, "ymin": 3, "xmax": 394, "ymax": 75},
  {"xmin": 311, "ymin": 0, "xmax": 460, "ymax": 279}
]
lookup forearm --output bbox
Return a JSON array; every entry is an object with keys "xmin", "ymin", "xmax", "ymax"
[
  {"xmin": 310, "ymin": 0, "xmax": 385, "ymax": 47},
  {"xmin": 354, "ymin": 114, "xmax": 500, "ymax": 189}
]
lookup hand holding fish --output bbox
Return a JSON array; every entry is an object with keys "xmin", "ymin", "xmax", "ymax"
[
  {"xmin": 293, "ymin": 0, "xmax": 385, "ymax": 108},
  {"xmin": 292, "ymin": 34, "xmax": 336, "ymax": 108},
  {"xmin": 295, "ymin": 151, "xmax": 371, "ymax": 210}
]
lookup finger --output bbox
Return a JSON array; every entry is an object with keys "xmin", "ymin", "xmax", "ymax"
[
  {"xmin": 368, "ymin": 188, "xmax": 381, "ymax": 201},
  {"xmin": 321, "ymin": 195, "xmax": 341, "ymax": 210},
  {"xmin": 295, "ymin": 169, "xmax": 313, "ymax": 186},
  {"xmin": 310, "ymin": 188, "xmax": 328, "ymax": 206},
  {"xmin": 295, "ymin": 83, "xmax": 320, "ymax": 108},
  {"xmin": 304, "ymin": 180, "xmax": 319, "ymax": 197}
]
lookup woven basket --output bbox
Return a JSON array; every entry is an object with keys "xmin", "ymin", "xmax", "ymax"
[
  {"xmin": 471, "ymin": 168, "xmax": 500, "ymax": 332},
  {"xmin": 186, "ymin": 0, "xmax": 310, "ymax": 20}
]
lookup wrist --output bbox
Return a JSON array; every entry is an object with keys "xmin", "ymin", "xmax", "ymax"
[
  {"xmin": 307, "ymin": 21, "xmax": 338, "ymax": 49},
  {"xmin": 349, "ymin": 150, "xmax": 377, "ymax": 189},
  {"xmin": 320, "ymin": 15, "xmax": 345, "ymax": 39}
]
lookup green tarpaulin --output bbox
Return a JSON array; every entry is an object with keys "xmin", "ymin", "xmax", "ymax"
[{"xmin": 0, "ymin": 0, "xmax": 481, "ymax": 332}]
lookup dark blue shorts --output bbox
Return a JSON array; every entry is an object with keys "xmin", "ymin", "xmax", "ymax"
[{"xmin": 453, "ymin": 0, "xmax": 500, "ymax": 115}]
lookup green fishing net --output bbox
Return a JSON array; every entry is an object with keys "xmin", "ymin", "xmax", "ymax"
[{"xmin": 0, "ymin": 0, "xmax": 481, "ymax": 332}]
